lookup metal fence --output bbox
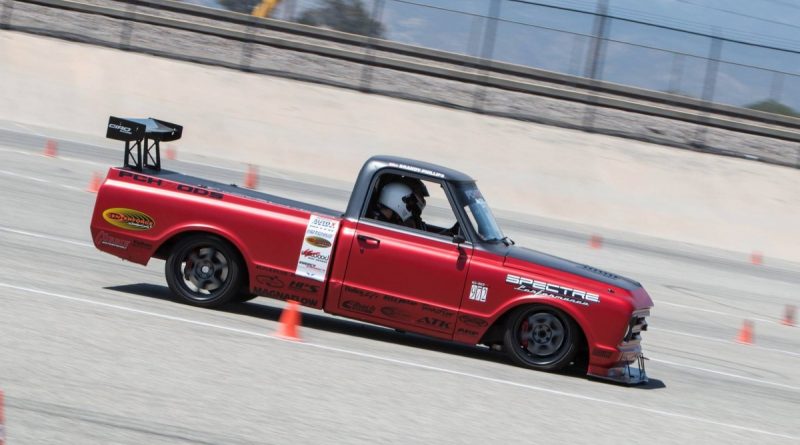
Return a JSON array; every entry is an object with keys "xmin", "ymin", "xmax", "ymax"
[
  {"xmin": 258, "ymin": 0, "xmax": 800, "ymax": 115},
  {"xmin": 3, "ymin": 0, "xmax": 800, "ymax": 167}
]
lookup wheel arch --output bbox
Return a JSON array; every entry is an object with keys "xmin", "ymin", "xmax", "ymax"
[
  {"xmin": 480, "ymin": 299, "xmax": 591, "ymax": 367},
  {"xmin": 153, "ymin": 227, "xmax": 251, "ymax": 287}
]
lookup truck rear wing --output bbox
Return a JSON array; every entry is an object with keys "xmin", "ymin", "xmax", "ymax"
[{"xmin": 106, "ymin": 116, "xmax": 182, "ymax": 171}]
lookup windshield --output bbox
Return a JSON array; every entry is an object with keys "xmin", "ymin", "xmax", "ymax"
[{"xmin": 454, "ymin": 183, "xmax": 504, "ymax": 242}]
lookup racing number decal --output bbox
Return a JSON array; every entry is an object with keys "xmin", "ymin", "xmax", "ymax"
[{"xmin": 295, "ymin": 215, "xmax": 340, "ymax": 282}]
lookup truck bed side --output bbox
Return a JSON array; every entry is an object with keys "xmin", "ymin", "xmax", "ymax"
[{"xmin": 90, "ymin": 167, "xmax": 344, "ymax": 309}]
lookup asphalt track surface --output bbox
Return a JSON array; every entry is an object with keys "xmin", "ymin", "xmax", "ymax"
[{"xmin": 0, "ymin": 122, "xmax": 798, "ymax": 444}]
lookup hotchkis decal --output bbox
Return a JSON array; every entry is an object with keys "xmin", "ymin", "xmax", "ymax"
[
  {"xmin": 468, "ymin": 281, "xmax": 488, "ymax": 303},
  {"xmin": 95, "ymin": 231, "xmax": 130, "ymax": 250},
  {"xmin": 506, "ymin": 274, "xmax": 600, "ymax": 306},
  {"xmin": 295, "ymin": 215, "xmax": 340, "ymax": 282},
  {"xmin": 102, "ymin": 208, "xmax": 155, "ymax": 231}
]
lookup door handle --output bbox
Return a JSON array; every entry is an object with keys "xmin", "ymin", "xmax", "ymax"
[{"xmin": 357, "ymin": 234, "xmax": 381, "ymax": 246}]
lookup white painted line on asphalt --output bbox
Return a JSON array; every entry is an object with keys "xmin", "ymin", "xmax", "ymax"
[
  {"xmin": 0, "ymin": 168, "xmax": 85, "ymax": 192},
  {"xmin": 658, "ymin": 301, "xmax": 773, "ymax": 323},
  {"xmin": 649, "ymin": 357, "xmax": 800, "ymax": 391},
  {"xmin": 0, "ymin": 146, "xmax": 107, "ymax": 167},
  {"xmin": 11, "ymin": 122, "xmax": 49, "ymax": 138},
  {"xmin": 0, "ymin": 226, "xmax": 93, "ymax": 248},
  {"xmin": 651, "ymin": 327, "xmax": 800, "ymax": 358},
  {"xmin": 1, "ymin": 282, "xmax": 797, "ymax": 441}
]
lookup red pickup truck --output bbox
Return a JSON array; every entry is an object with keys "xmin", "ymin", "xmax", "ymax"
[{"xmin": 91, "ymin": 117, "xmax": 652, "ymax": 384}]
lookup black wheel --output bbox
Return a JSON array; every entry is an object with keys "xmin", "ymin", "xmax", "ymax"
[
  {"xmin": 503, "ymin": 305, "xmax": 579, "ymax": 371},
  {"xmin": 165, "ymin": 235, "xmax": 244, "ymax": 308}
]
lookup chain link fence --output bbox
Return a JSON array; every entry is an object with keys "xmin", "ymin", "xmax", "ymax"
[{"xmin": 261, "ymin": 0, "xmax": 800, "ymax": 116}]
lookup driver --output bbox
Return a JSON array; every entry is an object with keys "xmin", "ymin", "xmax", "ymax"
[{"xmin": 371, "ymin": 179, "xmax": 428, "ymax": 230}]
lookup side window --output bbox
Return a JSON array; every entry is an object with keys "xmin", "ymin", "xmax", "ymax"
[{"xmin": 365, "ymin": 173, "xmax": 460, "ymax": 237}]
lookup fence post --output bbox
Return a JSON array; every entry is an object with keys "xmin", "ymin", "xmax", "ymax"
[
  {"xmin": 471, "ymin": 0, "xmax": 501, "ymax": 112},
  {"xmin": 581, "ymin": 0, "xmax": 610, "ymax": 131},
  {"xmin": 1, "ymin": 0, "xmax": 14, "ymax": 29},
  {"xmin": 240, "ymin": 23, "xmax": 255, "ymax": 72},
  {"xmin": 119, "ymin": 1, "xmax": 137, "ymax": 50},
  {"xmin": 668, "ymin": 52, "xmax": 685, "ymax": 95},
  {"xmin": 358, "ymin": 0, "xmax": 386, "ymax": 93},
  {"xmin": 769, "ymin": 71, "xmax": 784, "ymax": 103},
  {"xmin": 283, "ymin": 0, "xmax": 297, "ymax": 21},
  {"xmin": 692, "ymin": 36, "xmax": 722, "ymax": 148}
]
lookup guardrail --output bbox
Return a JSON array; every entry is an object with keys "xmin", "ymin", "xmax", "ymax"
[{"xmin": 3, "ymin": 0, "xmax": 799, "ymax": 167}]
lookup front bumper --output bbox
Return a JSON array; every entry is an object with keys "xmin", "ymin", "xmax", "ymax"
[{"xmin": 588, "ymin": 353, "xmax": 648, "ymax": 385}]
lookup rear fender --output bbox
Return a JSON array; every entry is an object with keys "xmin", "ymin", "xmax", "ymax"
[{"xmin": 152, "ymin": 224, "xmax": 253, "ymax": 269}]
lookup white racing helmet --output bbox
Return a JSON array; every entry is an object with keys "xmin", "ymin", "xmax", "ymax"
[{"xmin": 378, "ymin": 182, "xmax": 426, "ymax": 222}]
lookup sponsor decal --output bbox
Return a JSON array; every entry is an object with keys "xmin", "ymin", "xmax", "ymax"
[
  {"xmin": 343, "ymin": 286, "xmax": 382, "ymax": 300},
  {"xmin": 177, "ymin": 184, "xmax": 224, "ymax": 200},
  {"xmin": 256, "ymin": 275, "xmax": 284, "ymax": 288},
  {"xmin": 458, "ymin": 314, "xmax": 488, "ymax": 328},
  {"xmin": 456, "ymin": 327, "xmax": 479, "ymax": 336},
  {"xmin": 102, "ymin": 208, "xmax": 155, "ymax": 231},
  {"xmin": 257, "ymin": 275, "xmax": 319, "ymax": 293},
  {"xmin": 380, "ymin": 306, "xmax": 414, "ymax": 321},
  {"xmin": 387, "ymin": 162, "xmax": 445, "ymax": 179},
  {"xmin": 288, "ymin": 280, "xmax": 320, "ymax": 293},
  {"xmin": 468, "ymin": 281, "xmax": 488, "ymax": 303},
  {"xmin": 132, "ymin": 240, "xmax": 153, "ymax": 249},
  {"xmin": 108, "ymin": 123, "xmax": 132, "ymax": 134},
  {"xmin": 506, "ymin": 274, "xmax": 600, "ymax": 306},
  {"xmin": 593, "ymin": 350, "xmax": 614, "ymax": 358},
  {"xmin": 304, "ymin": 236, "xmax": 332, "ymax": 248},
  {"xmin": 95, "ymin": 231, "xmax": 130, "ymax": 250},
  {"xmin": 118, "ymin": 170, "xmax": 163, "ymax": 185},
  {"xmin": 421, "ymin": 304, "xmax": 454, "ymax": 318},
  {"xmin": 298, "ymin": 260, "xmax": 320, "ymax": 270},
  {"xmin": 301, "ymin": 249, "xmax": 329, "ymax": 261},
  {"xmin": 416, "ymin": 317, "xmax": 451, "ymax": 330},
  {"xmin": 383, "ymin": 295, "xmax": 417, "ymax": 306},
  {"xmin": 253, "ymin": 287, "xmax": 319, "ymax": 306},
  {"xmin": 296, "ymin": 215, "xmax": 340, "ymax": 282},
  {"xmin": 342, "ymin": 300, "xmax": 375, "ymax": 315}
]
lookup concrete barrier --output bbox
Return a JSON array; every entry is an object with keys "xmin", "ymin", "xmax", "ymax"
[{"xmin": 2, "ymin": 31, "xmax": 799, "ymax": 262}]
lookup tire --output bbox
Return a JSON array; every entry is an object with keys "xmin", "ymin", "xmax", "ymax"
[
  {"xmin": 234, "ymin": 292, "xmax": 259, "ymax": 303},
  {"xmin": 165, "ymin": 235, "xmax": 244, "ymax": 308},
  {"xmin": 502, "ymin": 305, "xmax": 579, "ymax": 371}
]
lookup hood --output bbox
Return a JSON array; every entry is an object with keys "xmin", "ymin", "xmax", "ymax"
[{"xmin": 503, "ymin": 246, "xmax": 642, "ymax": 291}]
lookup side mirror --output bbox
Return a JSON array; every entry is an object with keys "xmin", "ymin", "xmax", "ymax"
[{"xmin": 452, "ymin": 233, "xmax": 466, "ymax": 244}]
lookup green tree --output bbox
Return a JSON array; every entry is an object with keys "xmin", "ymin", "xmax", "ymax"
[
  {"xmin": 298, "ymin": 0, "xmax": 385, "ymax": 38},
  {"xmin": 745, "ymin": 99, "xmax": 800, "ymax": 118},
  {"xmin": 219, "ymin": 0, "xmax": 261, "ymax": 14}
]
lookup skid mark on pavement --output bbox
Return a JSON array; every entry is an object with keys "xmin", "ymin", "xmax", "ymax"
[{"xmin": 1, "ymin": 282, "xmax": 797, "ymax": 441}]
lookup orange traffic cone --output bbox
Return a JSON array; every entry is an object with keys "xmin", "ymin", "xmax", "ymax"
[
  {"xmin": 782, "ymin": 305, "xmax": 796, "ymax": 327},
  {"xmin": 589, "ymin": 234, "xmax": 603, "ymax": 249},
  {"xmin": 736, "ymin": 320, "xmax": 754, "ymax": 344},
  {"xmin": 44, "ymin": 139, "xmax": 57, "ymax": 157},
  {"xmin": 276, "ymin": 300, "xmax": 301, "ymax": 341},
  {"xmin": 244, "ymin": 165, "xmax": 258, "ymax": 189},
  {"xmin": 165, "ymin": 146, "xmax": 177, "ymax": 160},
  {"xmin": 87, "ymin": 172, "xmax": 101, "ymax": 193},
  {"xmin": 751, "ymin": 252, "xmax": 763, "ymax": 266}
]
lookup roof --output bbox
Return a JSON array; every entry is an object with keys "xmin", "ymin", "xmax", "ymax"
[{"xmin": 362, "ymin": 155, "xmax": 474, "ymax": 182}]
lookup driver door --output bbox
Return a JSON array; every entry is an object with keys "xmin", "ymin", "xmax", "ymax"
[{"xmin": 339, "ymin": 176, "xmax": 472, "ymax": 338}]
